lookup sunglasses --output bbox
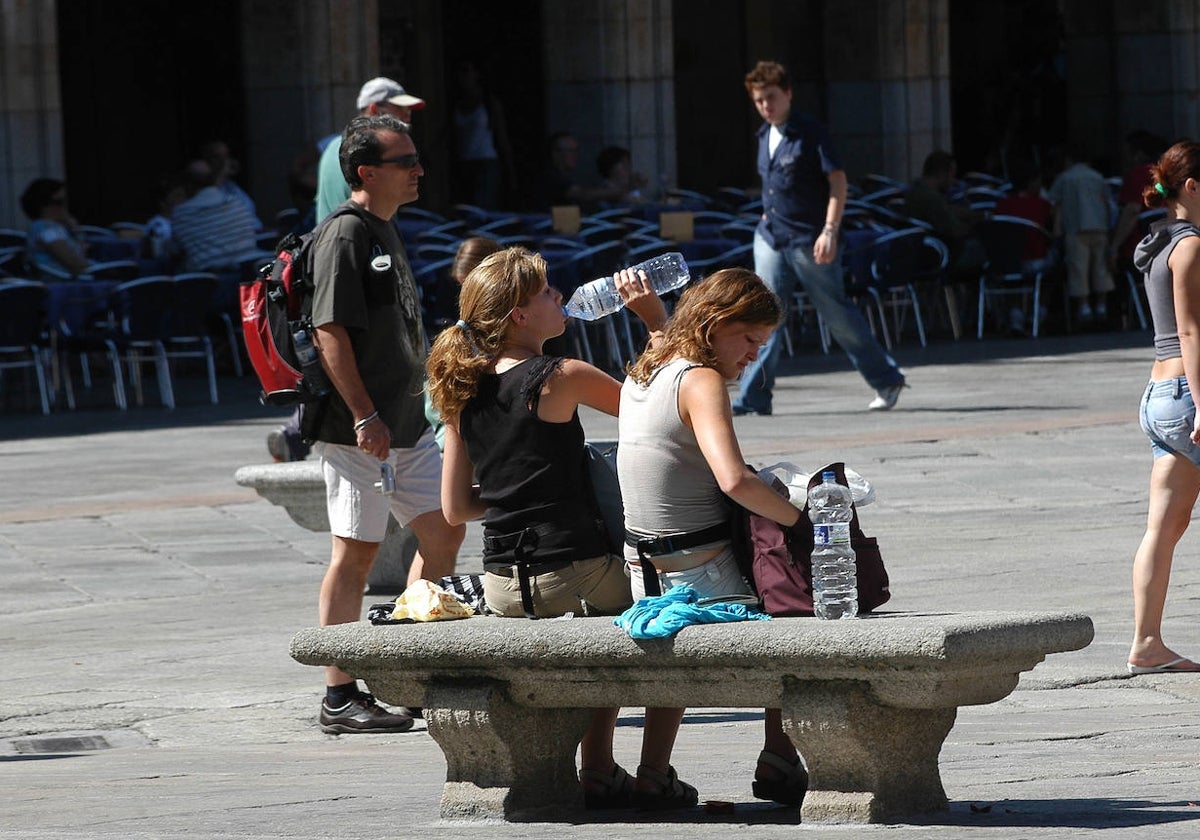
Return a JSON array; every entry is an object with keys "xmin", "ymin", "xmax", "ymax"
[{"xmin": 374, "ymin": 153, "xmax": 420, "ymax": 169}]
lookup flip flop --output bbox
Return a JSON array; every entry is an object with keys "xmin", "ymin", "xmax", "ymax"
[{"xmin": 1126, "ymin": 656, "xmax": 1200, "ymax": 675}]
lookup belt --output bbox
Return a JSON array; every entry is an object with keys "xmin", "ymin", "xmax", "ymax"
[
  {"xmin": 481, "ymin": 527, "xmax": 566, "ymax": 620},
  {"xmin": 625, "ymin": 521, "xmax": 730, "ymax": 597},
  {"xmin": 486, "ymin": 560, "xmax": 572, "ymax": 578},
  {"xmin": 624, "ymin": 522, "xmax": 730, "ymax": 556}
]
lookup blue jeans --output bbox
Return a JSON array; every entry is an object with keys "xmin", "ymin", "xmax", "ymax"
[
  {"xmin": 1141, "ymin": 377, "xmax": 1200, "ymax": 466},
  {"xmin": 735, "ymin": 232, "xmax": 904, "ymax": 412}
]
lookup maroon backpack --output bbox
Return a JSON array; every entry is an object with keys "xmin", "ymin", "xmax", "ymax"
[{"xmin": 732, "ymin": 462, "xmax": 890, "ymax": 616}]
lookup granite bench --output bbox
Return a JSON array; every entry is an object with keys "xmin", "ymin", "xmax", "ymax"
[
  {"xmin": 234, "ymin": 462, "xmax": 415, "ymax": 591},
  {"xmin": 290, "ymin": 610, "xmax": 1093, "ymax": 824}
]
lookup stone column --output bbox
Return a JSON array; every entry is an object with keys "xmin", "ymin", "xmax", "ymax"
[
  {"xmin": 238, "ymin": 0, "xmax": 381, "ymax": 222},
  {"xmin": 1062, "ymin": 0, "xmax": 1200, "ymax": 159},
  {"xmin": 541, "ymin": 0, "xmax": 676, "ymax": 199},
  {"xmin": 0, "ymin": 0, "xmax": 62, "ymax": 228},
  {"xmin": 824, "ymin": 0, "xmax": 952, "ymax": 182}
]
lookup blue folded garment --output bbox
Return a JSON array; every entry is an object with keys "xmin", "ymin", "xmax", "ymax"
[{"xmin": 614, "ymin": 584, "xmax": 770, "ymax": 639}]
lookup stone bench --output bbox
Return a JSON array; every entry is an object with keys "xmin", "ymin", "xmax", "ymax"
[
  {"xmin": 290, "ymin": 610, "xmax": 1093, "ymax": 824},
  {"xmin": 234, "ymin": 462, "xmax": 415, "ymax": 591}
]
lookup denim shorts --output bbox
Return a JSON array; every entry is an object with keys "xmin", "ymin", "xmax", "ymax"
[
  {"xmin": 1140, "ymin": 377, "xmax": 1200, "ymax": 466},
  {"xmin": 628, "ymin": 547, "xmax": 751, "ymax": 602}
]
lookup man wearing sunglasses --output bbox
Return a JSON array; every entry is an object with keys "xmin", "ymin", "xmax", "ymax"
[
  {"xmin": 305, "ymin": 114, "xmax": 465, "ymax": 734},
  {"xmin": 271, "ymin": 77, "xmax": 428, "ymax": 465}
]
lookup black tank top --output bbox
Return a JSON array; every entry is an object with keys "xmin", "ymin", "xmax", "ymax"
[{"xmin": 460, "ymin": 356, "xmax": 606, "ymax": 570}]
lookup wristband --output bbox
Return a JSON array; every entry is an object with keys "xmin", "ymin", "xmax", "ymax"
[{"xmin": 353, "ymin": 411, "xmax": 379, "ymax": 432}]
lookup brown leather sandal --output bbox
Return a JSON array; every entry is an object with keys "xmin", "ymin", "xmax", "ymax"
[
  {"xmin": 580, "ymin": 763, "xmax": 635, "ymax": 809},
  {"xmin": 752, "ymin": 749, "xmax": 808, "ymax": 806},
  {"xmin": 633, "ymin": 763, "xmax": 699, "ymax": 810}
]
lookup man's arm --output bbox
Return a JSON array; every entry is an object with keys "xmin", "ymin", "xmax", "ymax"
[
  {"xmin": 314, "ymin": 322, "xmax": 390, "ymax": 458},
  {"xmin": 813, "ymin": 168, "xmax": 847, "ymax": 265}
]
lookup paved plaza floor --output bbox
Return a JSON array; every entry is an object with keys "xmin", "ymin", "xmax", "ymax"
[{"xmin": 1, "ymin": 330, "xmax": 1199, "ymax": 838}]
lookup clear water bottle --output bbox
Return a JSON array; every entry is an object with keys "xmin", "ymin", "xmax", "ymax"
[
  {"xmin": 563, "ymin": 251, "xmax": 690, "ymax": 320},
  {"xmin": 292, "ymin": 326, "xmax": 330, "ymax": 397},
  {"xmin": 808, "ymin": 470, "xmax": 858, "ymax": 620}
]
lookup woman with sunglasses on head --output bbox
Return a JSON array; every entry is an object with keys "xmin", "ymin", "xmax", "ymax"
[
  {"xmin": 618, "ymin": 268, "xmax": 808, "ymax": 806},
  {"xmin": 426, "ymin": 246, "xmax": 698, "ymax": 810},
  {"xmin": 1127, "ymin": 140, "xmax": 1200, "ymax": 675}
]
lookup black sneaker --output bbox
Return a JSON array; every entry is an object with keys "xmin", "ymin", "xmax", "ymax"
[{"xmin": 319, "ymin": 693, "xmax": 414, "ymax": 734}]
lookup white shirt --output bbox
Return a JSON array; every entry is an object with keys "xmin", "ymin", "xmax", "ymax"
[{"xmin": 768, "ymin": 124, "xmax": 786, "ymax": 159}]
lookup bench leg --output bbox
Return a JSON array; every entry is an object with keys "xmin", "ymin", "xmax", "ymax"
[
  {"xmin": 782, "ymin": 679, "xmax": 955, "ymax": 823},
  {"xmin": 424, "ymin": 680, "xmax": 593, "ymax": 820}
]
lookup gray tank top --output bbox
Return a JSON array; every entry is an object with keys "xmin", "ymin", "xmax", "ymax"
[
  {"xmin": 617, "ymin": 358, "xmax": 729, "ymax": 561},
  {"xmin": 1139, "ymin": 220, "xmax": 1200, "ymax": 361}
]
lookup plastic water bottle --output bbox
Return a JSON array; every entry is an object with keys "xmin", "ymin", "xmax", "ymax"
[
  {"xmin": 808, "ymin": 470, "xmax": 858, "ymax": 620},
  {"xmin": 292, "ymin": 326, "xmax": 330, "ymax": 397},
  {"xmin": 563, "ymin": 251, "xmax": 690, "ymax": 320}
]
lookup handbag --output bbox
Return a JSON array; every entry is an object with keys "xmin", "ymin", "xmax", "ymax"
[{"xmin": 732, "ymin": 461, "xmax": 890, "ymax": 616}]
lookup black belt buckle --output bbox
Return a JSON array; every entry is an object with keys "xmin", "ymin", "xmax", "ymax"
[{"xmin": 638, "ymin": 534, "xmax": 676, "ymax": 557}]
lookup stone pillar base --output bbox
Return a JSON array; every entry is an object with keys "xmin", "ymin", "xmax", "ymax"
[
  {"xmin": 784, "ymin": 679, "xmax": 954, "ymax": 823},
  {"xmin": 424, "ymin": 680, "xmax": 592, "ymax": 820},
  {"xmin": 365, "ymin": 516, "xmax": 416, "ymax": 594}
]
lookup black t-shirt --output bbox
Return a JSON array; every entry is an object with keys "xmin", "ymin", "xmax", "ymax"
[
  {"xmin": 309, "ymin": 201, "xmax": 428, "ymax": 447},
  {"xmin": 460, "ymin": 356, "xmax": 606, "ymax": 569}
]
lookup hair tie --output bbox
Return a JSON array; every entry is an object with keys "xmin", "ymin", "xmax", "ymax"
[
  {"xmin": 456, "ymin": 319, "xmax": 482, "ymax": 356},
  {"xmin": 1155, "ymin": 182, "xmax": 1168, "ymax": 196}
]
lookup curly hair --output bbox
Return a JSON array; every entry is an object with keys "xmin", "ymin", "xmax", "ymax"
[
  {"xmin": 426, "ymin": 246, "xmax": 548, "ymax": 421},
  {"xmin": 1144, "ymin": 140, "xmax": 1200, "ymax": 208},
  {"xmin": 628, "ymin": 268, "xmax": 782, "ymax": 385},
  {"xmin": 744, "ymin": 60, "xmax": 790, "ymax": 93}
]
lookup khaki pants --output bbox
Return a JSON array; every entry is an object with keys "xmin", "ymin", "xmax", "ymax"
[
  {"xmin": 483, "ymin": 555, "xmax": 632, "ymax": 618},
  {"xmin": 1065, "ymin": 230, "xmax": 1114, "ymax": 298}
]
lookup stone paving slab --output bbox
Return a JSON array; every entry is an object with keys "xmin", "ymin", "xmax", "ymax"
[{"xmin": 2, "ymin": 332, "xmax": 1200, "ymax": 837}]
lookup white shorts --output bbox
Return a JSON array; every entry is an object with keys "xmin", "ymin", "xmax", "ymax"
[{"xmin": 315, "ymin": 428, "xmax": 443, "ymax": 543}]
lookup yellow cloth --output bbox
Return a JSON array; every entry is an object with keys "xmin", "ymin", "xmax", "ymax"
[{"xmin": 390, "ymin": 579, "xmax": 474, "ymax": 622}]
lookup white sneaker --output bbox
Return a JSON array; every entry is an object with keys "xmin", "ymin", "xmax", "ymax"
[{"xmin": 868, "ymin": 382, "xmax": 906, "ymax": 411}]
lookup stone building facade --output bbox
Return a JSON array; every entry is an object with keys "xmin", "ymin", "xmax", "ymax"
[{"xmin": 1, "ymin": 0, "xmax": 1198, "ymax": 228}]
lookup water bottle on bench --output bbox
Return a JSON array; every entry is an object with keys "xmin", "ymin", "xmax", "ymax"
[{"xmin": 809, "ymin": 470, "xmax": 858, "ymax": 620}]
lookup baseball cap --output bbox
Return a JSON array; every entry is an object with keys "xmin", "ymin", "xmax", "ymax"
[{"xmin": 356, "ymin": 77, "xmax": 426, "ymax": 111}]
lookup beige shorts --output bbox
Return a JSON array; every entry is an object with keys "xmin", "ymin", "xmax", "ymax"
[
  {"xmin": 315, "ymin": 428, "xmax": 443, "ymax": 543},
  {"xmin": 484, "ymin": 555, "xmax": 632, "ymax": 618}
]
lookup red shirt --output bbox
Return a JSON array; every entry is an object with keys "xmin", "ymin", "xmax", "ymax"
[
  {"xmin": 1118, "ymin": 164, "xmax": 1154, "ymax": 260},
  {"xmin": 995, "ymin": 193, "xmax": 1053, "ymax": 260}
]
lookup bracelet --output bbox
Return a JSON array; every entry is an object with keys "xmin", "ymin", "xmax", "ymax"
[
  {"xmin": 353, "ymin": 411, "xmax": 379, "ymax": 432},
  {"xmin": 822, "ymin": 223, "xmax": 838, "ymax": 235}
]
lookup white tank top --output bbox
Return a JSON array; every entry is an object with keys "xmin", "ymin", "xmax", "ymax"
[{"xmin": 617, "ymin": 358, "xmax": 729, "ymax": 561}]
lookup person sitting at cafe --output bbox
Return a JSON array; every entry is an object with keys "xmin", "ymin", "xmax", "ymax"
[
  {"xmin": 20, "ymin": 178, "xmax": 92, "ymax": 278},
  {"xmin": 170, "ymin": 159, "xmax": 263, "ymax": 272}
]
